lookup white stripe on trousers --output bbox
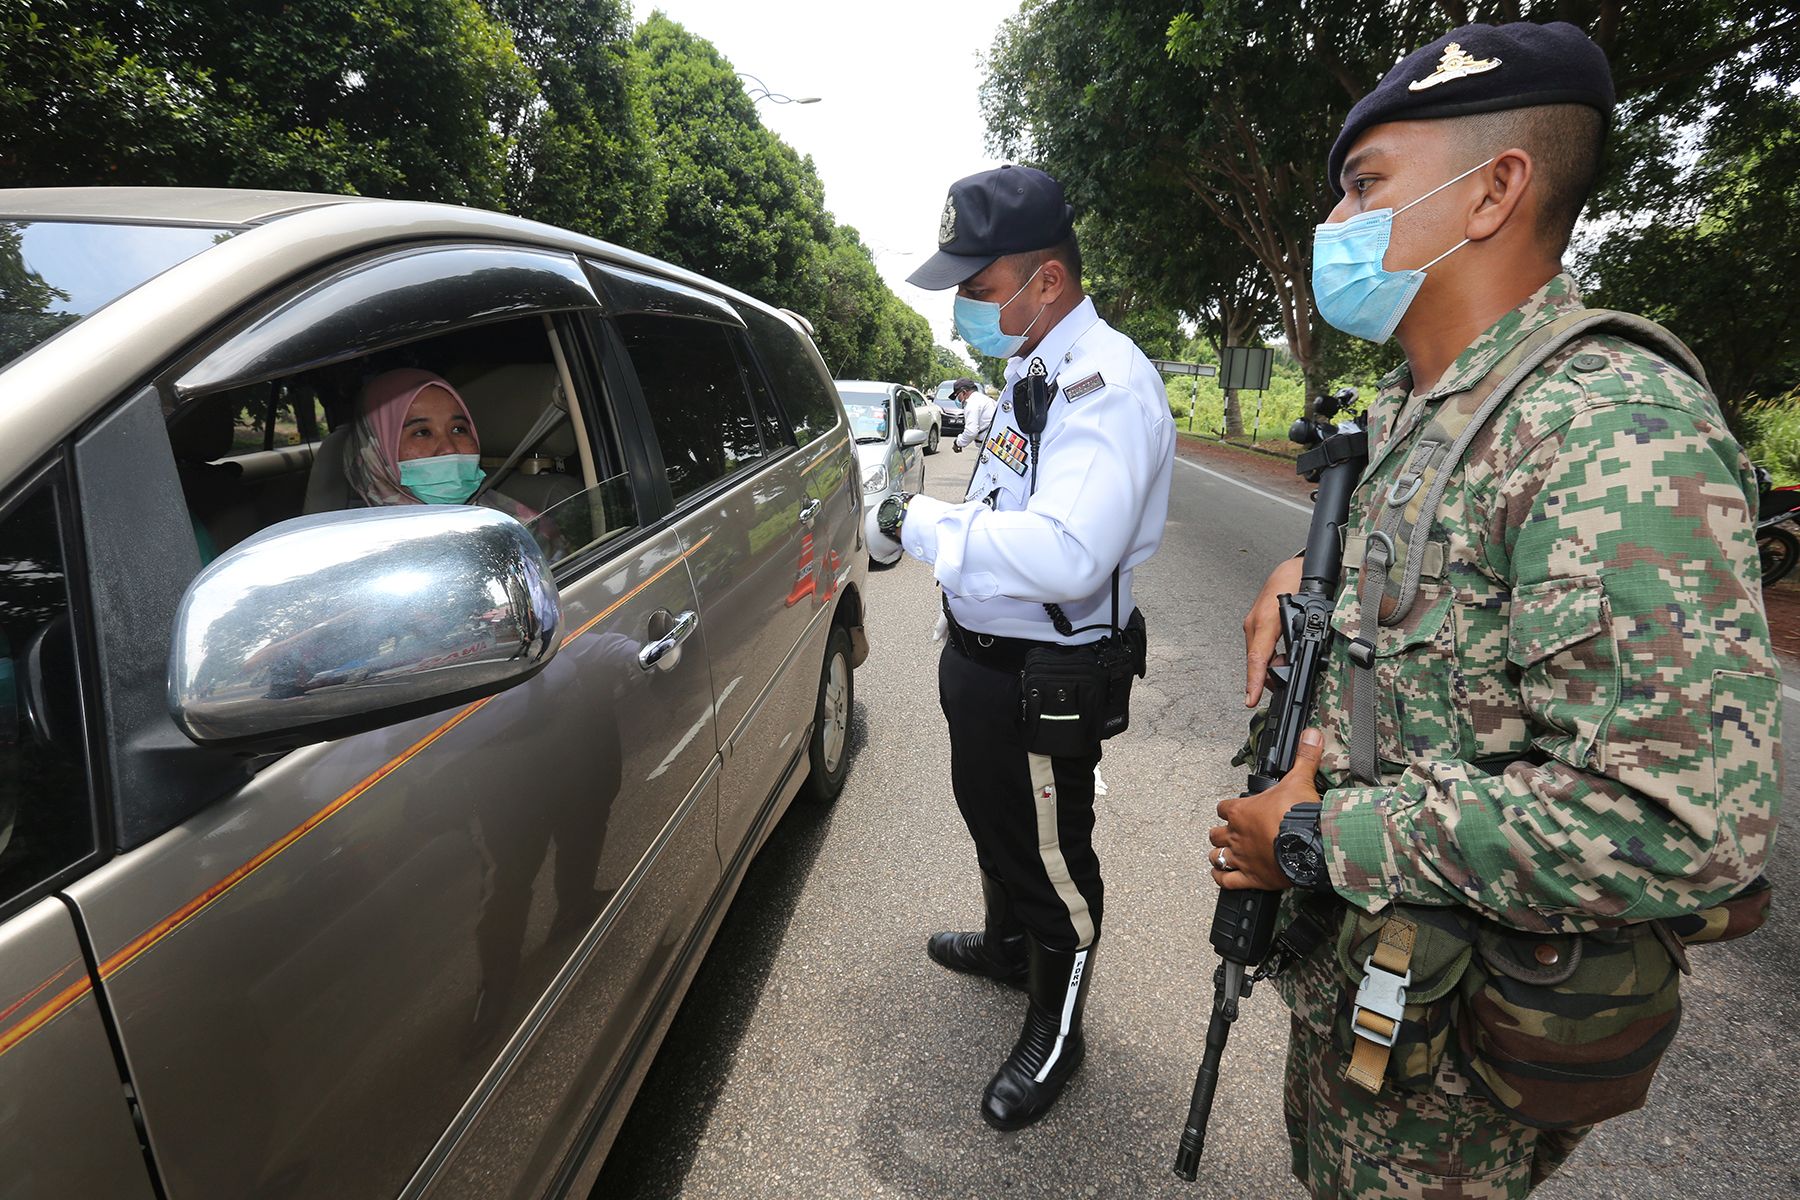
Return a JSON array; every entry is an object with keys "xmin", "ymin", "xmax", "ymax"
[{"xmin": 1026, "ymin": 752, "xmax": 1095, "ymax": 949}]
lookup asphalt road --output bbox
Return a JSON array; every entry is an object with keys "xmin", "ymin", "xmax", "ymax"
[{"xmin": 595, "ymin": 444, "xmax": 1800, "ymax": 1200}]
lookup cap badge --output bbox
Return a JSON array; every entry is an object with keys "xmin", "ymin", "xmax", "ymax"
[
  {"xmin": 1409, "ymin": 43, "xmax": 1501, "ymax": 92},
  {"xmin": 938, "ymin": 197, "xmax": 957, "ymax": 246}
]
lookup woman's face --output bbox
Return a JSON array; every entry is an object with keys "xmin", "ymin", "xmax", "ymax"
[{"xmin": 398, "ymin": 385, "xmax": 479, "ymax": 461}]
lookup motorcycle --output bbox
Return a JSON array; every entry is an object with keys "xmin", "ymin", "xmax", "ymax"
[{"xmin": 1757, "ymin": 464, "xmax": 1800, "ymax": 587}]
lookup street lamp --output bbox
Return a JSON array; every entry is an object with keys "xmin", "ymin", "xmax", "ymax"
[{"xmin": 735, "ymin": 71, "xmax": 820, "ymax": 105}]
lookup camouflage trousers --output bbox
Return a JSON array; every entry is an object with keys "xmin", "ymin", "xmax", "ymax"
[{"xmin": 1283, "ymin": 1017, "xmax": 1589, "ymax": 1198}]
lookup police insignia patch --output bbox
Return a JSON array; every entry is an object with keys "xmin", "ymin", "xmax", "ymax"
[
  {"xmin": 1409, "ymin": 43, "xmax": 1501, "ymax": 91},
  {"xmin": 938, "ymin": 197, "xmax": 957, "ymax": 246},
  {"xmin": 1063, "ymin": 372, "xmax": 1104, "ymax": 401},
  {"xmin": 985, "ymin": 428, "xmax": 1030, "ymax": 476}
]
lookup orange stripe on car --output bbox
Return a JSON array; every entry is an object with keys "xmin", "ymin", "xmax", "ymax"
[{"xmin": 1, "ymin": 533, "xmax": 712, "ymax": 1059}]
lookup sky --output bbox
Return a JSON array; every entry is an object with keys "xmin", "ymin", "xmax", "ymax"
[{"xmin": 630, "ymin": 0, "xmax": 1024, "ymax": 363}]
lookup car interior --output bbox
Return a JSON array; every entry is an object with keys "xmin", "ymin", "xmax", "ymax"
[{"xmin": 167, "ymin": 315, "xmax": 631, "ymax": 567}]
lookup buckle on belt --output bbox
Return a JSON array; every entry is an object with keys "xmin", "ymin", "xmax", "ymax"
[{"xmin": 1350, "ymin": 956, "xmax": 1411, "ymax": 1048}]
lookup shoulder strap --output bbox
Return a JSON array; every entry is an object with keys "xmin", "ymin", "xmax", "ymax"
[{"xmin": 1346, "ymin": 308, "xmax": 1706, "ymax": 784}]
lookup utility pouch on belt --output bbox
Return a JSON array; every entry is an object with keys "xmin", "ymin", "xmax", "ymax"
[
  {"xmin": 1334, "ymin": 904, "xmax": 1686, "ymax": 1130},
  {"xmin": 1019, "ymin": 645, "xmax": 1108, "ymax": 757}
]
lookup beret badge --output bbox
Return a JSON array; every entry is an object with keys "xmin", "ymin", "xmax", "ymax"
[{"xmin": 1409, "ymin": 43, "xmax": 1503, "ymax": 92}]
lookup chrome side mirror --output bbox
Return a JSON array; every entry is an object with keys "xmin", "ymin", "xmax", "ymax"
[
  {"xmin": 901, "ymin": 429, "xmax": 927, "ymax": 448},
  {"xmin": 170, "ymin": 506, "xmax": 560, "ymax": 751}
]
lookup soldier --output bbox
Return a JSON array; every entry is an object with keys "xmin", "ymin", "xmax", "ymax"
[
  {"xmin": 874, "ymin": 165, "xmax": 1174, "ymax": 1129},
  {"xmin": 1211, "ymin": 22, "xmax": 1782, "ymax": 1198}
]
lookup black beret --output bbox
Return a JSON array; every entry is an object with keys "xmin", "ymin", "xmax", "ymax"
[
  {"xmin": 1328, "ymin": 21, "xmax": 1614, "ymax": 197},
  {"xmin": 907, "ymin": 165, "xmax": 1076, "ymax": 290}
]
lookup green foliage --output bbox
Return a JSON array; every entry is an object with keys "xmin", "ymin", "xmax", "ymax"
[
  {"xmin": 923, "ymin": 343, "xmax": 970, "ymax": 387},
  {"xmin": 1, "ymin": 0, "xmax": 535, "ymax": 205},
  {"xmin": 1746, "ymin": 397, "xmax": 1800, "ymax": 486},
  {"xmin": 1584, "ymin": 97, "xmax": 1800, "ymax": 428},
  {"xmin": 987, "ymin": 0, "xmax": 1800, "ymax": 409}
]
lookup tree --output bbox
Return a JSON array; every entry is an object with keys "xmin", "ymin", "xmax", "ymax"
[
  {"xmin": 0, "ymin": 0, "xmax": 534, "ymax": 206},
  {"xmin": 494, "ymin": 0, "xmax": 664, "ymax": 247},
  {"xmin": 985, "ymin": 0, "xmax": 1800, "ymax": 410},
  {"xmin": 1586, "ymin": 100, "xmax": 1800, "ymax": 431},
  {"xmin": 924, "ymin": 343, "xmax": 971, "ymax": 387}
]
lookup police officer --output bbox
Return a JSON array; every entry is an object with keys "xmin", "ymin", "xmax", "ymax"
[
  {"xmin": 951, "ymin": 377, "xmax": 995, "ymax": 452},
  {"xmin": 1213, "ymin": 23, "xmax": 1781, "ymax": 1197},
  {"xmin": 873, "ymin": 165, "xmax": 1174, "ymax": 1129}
]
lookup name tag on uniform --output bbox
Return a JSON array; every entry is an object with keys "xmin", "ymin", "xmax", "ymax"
[
  {"xmin": 1064, "ymin": 372, "xmax": 1105, "ymax": 401},
  {"xmin": 985, "ymin": 428, "xmax": 1030, "ymax": 476}
]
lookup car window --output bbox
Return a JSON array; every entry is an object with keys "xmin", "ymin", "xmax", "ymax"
[
  {"xmin": 899, "ymin": 395, "xmax": 918, "ymax": 431},
  {"xmin": 0, "ymin": 220, "xmax": 235, "ymax": 370},
  {"xmin": 617, "ymin": 314, "xmax": 766, "ymax": 503},
  {"xmin": 739, "ymin": 305, "xmax": 842, "ymax": 447},
  {"xmin": 171, "ymin": 309, "xmax": 634, "ymax": 568},
  {"xmin": 0, "ymin": 473, "xmax": 96, "ymax": 915}
]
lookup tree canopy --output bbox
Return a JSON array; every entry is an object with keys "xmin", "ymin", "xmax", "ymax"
[
  {"xmin": 0, "ymin": 3, "xmax": 937, "ymax": 387},
  {"xmin": 985, "ymin": 0, "xmax": 1800, "ymax": 412}
]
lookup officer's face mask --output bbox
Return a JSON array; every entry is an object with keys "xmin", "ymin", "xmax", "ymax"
[
  {"xmin": 1311, "ymin": 157, "xmax": 1494, "ymax": 344},
  {"xmin": 954, "ymin": 264, "xmax": 1047, "ymax": 359},
  {"xmin": 400, "ymin": 453, "xmax": 485, "ymax": 504}
]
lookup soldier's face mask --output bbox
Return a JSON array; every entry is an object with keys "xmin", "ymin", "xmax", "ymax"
[
  {"xmin": 1311, "ymin": 157, "xmax": 1494, "ymax": 344},
  {"xmin": 954, "ymin": 264, "xmax": 1047, "ymax": 359}
]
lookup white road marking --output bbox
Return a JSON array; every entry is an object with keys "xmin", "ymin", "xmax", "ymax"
[
  {"xmin": 1174, "ymin": 455, "xmax": 1312, "ymax": 515},
  {"xmin": 1784, "ymin": 682, "xmax": 1800, "ymax": 704}
]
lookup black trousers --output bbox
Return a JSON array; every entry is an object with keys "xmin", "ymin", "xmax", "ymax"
[{"xmin": 938, "ymin": 642, "xmax": 1104, "ymax": 951}]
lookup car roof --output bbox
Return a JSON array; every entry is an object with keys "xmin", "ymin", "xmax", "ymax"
[
  {"xmin": 833, "ymin": 380, "xmax": 901, "ymax": 391},
  {"xmin": 0, "ymin": 186, "xmax": 373, "ymax": 226}
]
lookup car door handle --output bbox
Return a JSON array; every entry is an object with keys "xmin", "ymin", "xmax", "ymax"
[
  {"xmin": 799, "ymin": 498, "xmax": 823, "ymax": 528},
  {"xmin": 638, "ymin": 610, "xmax": 699, "ymax": 671}
]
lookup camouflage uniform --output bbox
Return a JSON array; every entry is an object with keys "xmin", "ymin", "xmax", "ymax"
[{"xmin": 1274, "ymin": 272, "xmax": 1785, "ymax": 1197}]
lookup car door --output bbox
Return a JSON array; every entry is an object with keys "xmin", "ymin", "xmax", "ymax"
[
  {"xmin": 896, "ymin": 390, "xmax": 925, "ymax": 491},
  {"xmin": 594, "ymin": 263, "xmax": 821, "ymax": 863},
  {"xmin": 59, "ymin": 244, "xmax": 723, "ymax": 1199},
  {"xmin": 0, "ymin": 466, "xmax": 157, "ymax": 1200}
]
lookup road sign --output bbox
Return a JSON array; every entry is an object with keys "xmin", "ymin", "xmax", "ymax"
[
  {"xmin": 1149, "ymin": 359, "xmax": 1219, "ymax": 378},
  {"xmin": 1220, "ymin": 346, "xmax": 1273, "ymax": 392}
]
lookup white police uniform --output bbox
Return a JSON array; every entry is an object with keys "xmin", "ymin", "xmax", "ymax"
[
  {"xmin": 898, "ymin": 162, "xmax": 1175, "ymax": 1132},
  {"xmin": 953, "ymin": 390, "xmax": 998, "ymax": 450},
  {"xmin": 903, "ymin": 297, "xmax": 1174, "ymax": 645}
]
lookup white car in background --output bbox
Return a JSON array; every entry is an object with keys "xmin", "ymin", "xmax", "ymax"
[{"xmin": 837, "ymin": 380, "xmax": 929, "ymax": 564}]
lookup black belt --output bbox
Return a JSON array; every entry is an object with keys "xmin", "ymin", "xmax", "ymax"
[{"xmin": 942, "ymin": 600, "xmax": 1061, "ymax": 673}]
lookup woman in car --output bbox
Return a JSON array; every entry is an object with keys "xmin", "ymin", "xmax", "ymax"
[{"xmin": 344, "ymin": 368, "xmax": 538, "ymax": 520}]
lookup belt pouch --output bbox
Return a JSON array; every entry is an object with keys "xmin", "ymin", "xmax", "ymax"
[{"xmin": 1019, "ymin": 645, "xmax": 1105, "ymax": 758}]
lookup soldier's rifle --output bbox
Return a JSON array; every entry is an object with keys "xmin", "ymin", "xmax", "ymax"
[{"xmin": 1172, "ymin": 396, "xmax": 1368, "ymax": 1181}]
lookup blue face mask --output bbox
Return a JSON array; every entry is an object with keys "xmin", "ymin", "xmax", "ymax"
[
  {"xmin": 1311, "ymin": 158, "xmax": 1493, "ymax": 344},
  {"xmin": 400, "ymin": 453, "xmax": 485, "ymax": 504},
  {"xmin": 953, "ymin": 265, "xmax": 1046, "ymax": 359}
]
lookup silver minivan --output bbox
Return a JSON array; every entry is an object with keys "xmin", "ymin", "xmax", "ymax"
[{"xmin": 0, "ymin": 189, "xmax": 867, "ymax": 1198}]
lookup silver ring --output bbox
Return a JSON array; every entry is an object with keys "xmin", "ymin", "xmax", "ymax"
[{"xmin": 1215, "ymin": 848, "xmax": 1229, "ymax": 871}]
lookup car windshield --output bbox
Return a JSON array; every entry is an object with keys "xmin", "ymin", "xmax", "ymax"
[
  {"xmin": 1, "ymin": 219, "xmax": 235, "ymax": 370},
  {"xmin": 839, "ymin": 392, "xmax": 891, "ymax": 442}
]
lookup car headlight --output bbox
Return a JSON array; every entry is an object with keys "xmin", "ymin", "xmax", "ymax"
[{"xmin": 862, "ymin": 463, "xmax": 888, "ymax": 493}]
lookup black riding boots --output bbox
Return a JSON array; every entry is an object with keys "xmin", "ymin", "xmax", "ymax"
[
  {"xmin": 981, "ymin": 937, "xmax": 1096, "ymax": 1130},
  {"xmin": 926, "ymin": 871, "xmax": 1027, "ymax": 988}
]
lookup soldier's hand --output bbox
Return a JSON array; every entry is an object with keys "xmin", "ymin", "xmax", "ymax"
[
  {"xmin": 1209, "ymin": 728, "xmax": 1324, "ymax": 891},
  {"xmin": 1244, "ymin": 555, "xmax": 1305, "ymax": 708}
]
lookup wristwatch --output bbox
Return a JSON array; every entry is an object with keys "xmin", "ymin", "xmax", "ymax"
[
  {"xmin": 1274, "ymin": 801, "xmax": 1330, "ymax": 892},
  {"xmin": 876, "ymin": 492, "xmax": 911, "ymax": 540}
]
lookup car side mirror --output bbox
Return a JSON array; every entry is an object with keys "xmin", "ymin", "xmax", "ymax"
[
  {"xmin": 901, "ymin": 429, "xmax": 927, "ymax": 448},
  {"xmin": 169, "ymin": 506, "xmax": 560, "ymax": 752}
]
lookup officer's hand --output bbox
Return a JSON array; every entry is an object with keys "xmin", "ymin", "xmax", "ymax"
[
  {"xmin": 953, "ymin": 441, "xmax": 963, "ymax": 453},
  {"xmin": 1208, "ymin": 728, "xmax": 1324, "ymax": 891},
  {"xmin": 1243, "ymin": 555, "xmax": 1305, "ymax": 708}
]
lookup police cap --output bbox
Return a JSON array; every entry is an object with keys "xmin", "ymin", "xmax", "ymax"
[
  {"xmin": 1328, "ymin": 21, "xmax": 1614, "ymax": 197},
  {"xmin": 906, "ymin": 165, "xmax": 1075, "ymax": 290}
]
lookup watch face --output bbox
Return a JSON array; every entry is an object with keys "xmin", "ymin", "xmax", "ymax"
[{"xmin": 1275, "ymin": 831, "xmax": 1322, "ymax": 887}]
